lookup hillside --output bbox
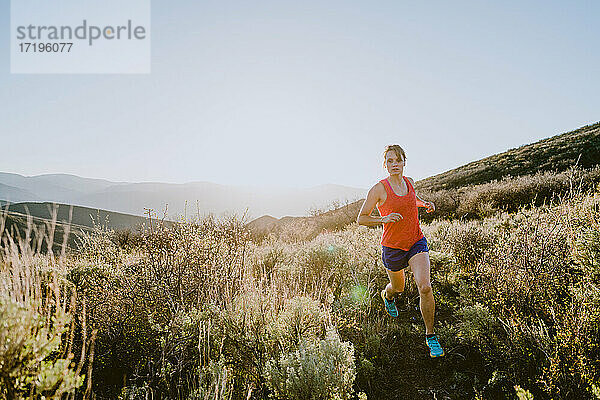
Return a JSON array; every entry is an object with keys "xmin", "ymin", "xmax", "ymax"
[
  {"xmin": 0, "ymin": 182, "xmax": 38, "ymax": 202},
  {"xmin": 247, "ymin": 199, "xmax": 368, "ymax": 241},
  {"xmin": 3, "ymin": 202, "xmax": 155, "ymax": 231},
  {"xmin": 246, "ymin": 215, "xmax": 279, "ymax": 232},
  {"xmin": 1, "ymin": 202, "xmax": 170, "ymax": 252},
  {"xmin": 417, "ymin": 121, "xmax": 600, "ymax": 190},
  {"xmin": 1, "ymin": 212, "xmax": 90, "ymax": 252}
]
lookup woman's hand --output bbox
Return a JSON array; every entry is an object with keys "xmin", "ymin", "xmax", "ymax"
[
  {"xmin": 424, "ymin": 201, "xmax": 435, "ymax": 213},
  {"xmin": 381, "ymin": 212, "xmax": 403, "ymax": 223}
]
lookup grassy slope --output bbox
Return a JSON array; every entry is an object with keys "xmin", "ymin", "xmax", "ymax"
[
  {"xmin": 247, "ymin": 201, "xmax": 366, "ymax": 241},
  {"xmin": 417, "ymin": 121, "xmax": 600, "ymax": 190},
  {"xmin": 1, "ymin": 212, "xmax": 90, "ymax": 252},
  {"xmin": 1, "ymin": 202, "xmax": 170, "ymax": 252},
  {"xmin": 3, "ymin": 202, "xmax": 154, "ymax": 231}
]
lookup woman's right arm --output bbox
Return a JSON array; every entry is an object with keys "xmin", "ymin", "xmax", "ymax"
[{"xmin": 357, "ymin": 184, "xmax": 402, "ymax": 226}]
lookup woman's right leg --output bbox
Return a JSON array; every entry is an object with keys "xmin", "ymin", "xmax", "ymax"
[{"xmin": 384, "ymin": 268, "xmax": 405, "ymax": 299}]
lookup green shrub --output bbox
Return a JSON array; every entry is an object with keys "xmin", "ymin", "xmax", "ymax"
[
  {"xmin": 574, "ymin": 225, "xmax": 600, "ymax": 283},
  {"xmin": 434, "ymin": 220, "xmax": 496, "ymax": 270},
  {"xmin": 187, "ymin": 360, "xmax": 234, "ymax": 400},
  {"xmin": 292, "ymin": 243, "xmax": 350, "ymax": 301},
  {"xmin": 0, "ymin": 246, "xmax": 89, "ymax": 400},
  {"xmin": 0, "ymin": 295, "xmax": 84, "ymax": 399},
  {"xmin": 273, "ymin": 297, "xmax": 327, "ymax": 349},
  {"xmin": 264, "ymin": 329, "xmax": 355, "ymax": 400},
  {"xmin": 119, "ymin": 384, "xmax": 150, "ymax": 400},
  {"xmin": 592, "ymin": 384, "xmax": 600, "ymax": 399},
  {"xmin": 515, "ymin": 385, "xmax": 534, "ymax": 400},
  {"xmin": 456, "ymin": 303, "xmax": 500, "ymax": 345}
]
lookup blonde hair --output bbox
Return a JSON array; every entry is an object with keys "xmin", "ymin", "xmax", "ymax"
[{"xmin": 382, "ymin": 145, "xmax": 406, "ymax": 166}]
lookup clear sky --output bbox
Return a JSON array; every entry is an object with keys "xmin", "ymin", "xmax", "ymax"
[{"xmin": 1, "ymin": 1, "xmax": 598, "ymax": 189}]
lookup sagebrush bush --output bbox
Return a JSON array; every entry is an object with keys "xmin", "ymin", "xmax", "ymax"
[
  {"xmin": 264, "ymin": 329, "xmax": 355, "ymax": 400},
  {"xmin": 432, "ymin": 220, "xmax": 496, "ymax": 270},
  {"xmin": 574, "ymin": 225, "xmax": 600, "ymax": 283},
  {"xmin": 0, "ymin": 294, "xmax": 83, "ymax": 400},
  {"xmin": 273, "ymin": 297, "xmax": 327, "ymax": 349},
  {"xmin": 185, "ymin": 360, "xmax": 234, "ymax": 400},
  {"xmin": 293, "ymin": 244, "xmax": 350, "ymax": 301}
]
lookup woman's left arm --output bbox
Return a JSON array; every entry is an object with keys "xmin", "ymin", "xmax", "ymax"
[{"xmin": 407, "ymin": 177, "xmax": 435, "ymax": 213}]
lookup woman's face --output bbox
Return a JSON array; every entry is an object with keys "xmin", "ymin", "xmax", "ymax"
[{"xmin": 385, "ymin": 150, "xmax": 404, "ymax": 176}]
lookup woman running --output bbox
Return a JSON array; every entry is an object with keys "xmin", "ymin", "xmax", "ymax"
[{"xmin": 356, "ymin": 144, "xmax": 444, "ymax": 358}]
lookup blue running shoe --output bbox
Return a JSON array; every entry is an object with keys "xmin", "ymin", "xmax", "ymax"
[
  {"xmin": 381, "ymin": 290, "xmax": 398, "ymax": 317},
  {"xmin": 426, "ymin": 335, "xmax": 445, "ymax": 358}
]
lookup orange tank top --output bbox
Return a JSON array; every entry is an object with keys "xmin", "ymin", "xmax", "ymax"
[{"xmin": 376, "ymin": 176, "xmax": 424, "ymax": 250}]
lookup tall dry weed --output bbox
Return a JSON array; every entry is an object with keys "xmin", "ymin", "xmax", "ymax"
[{"xmin": 0, "ymin": 205, "xmax": 94, "ymax": 400}]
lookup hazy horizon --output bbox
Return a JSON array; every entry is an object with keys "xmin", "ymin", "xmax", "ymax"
[{"xmin": 0, "ymin": 170, "xmax": 370, "ymax": 190}]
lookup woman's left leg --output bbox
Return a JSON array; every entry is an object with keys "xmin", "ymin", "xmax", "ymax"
[{"xmin": 409, "ymin": 252, "xmax": 435, "ymax": 334}]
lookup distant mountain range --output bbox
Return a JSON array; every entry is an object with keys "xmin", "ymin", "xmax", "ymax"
[{"xmin": 0, "ymin": 172, "xmax": 366, "ymax": 219}]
